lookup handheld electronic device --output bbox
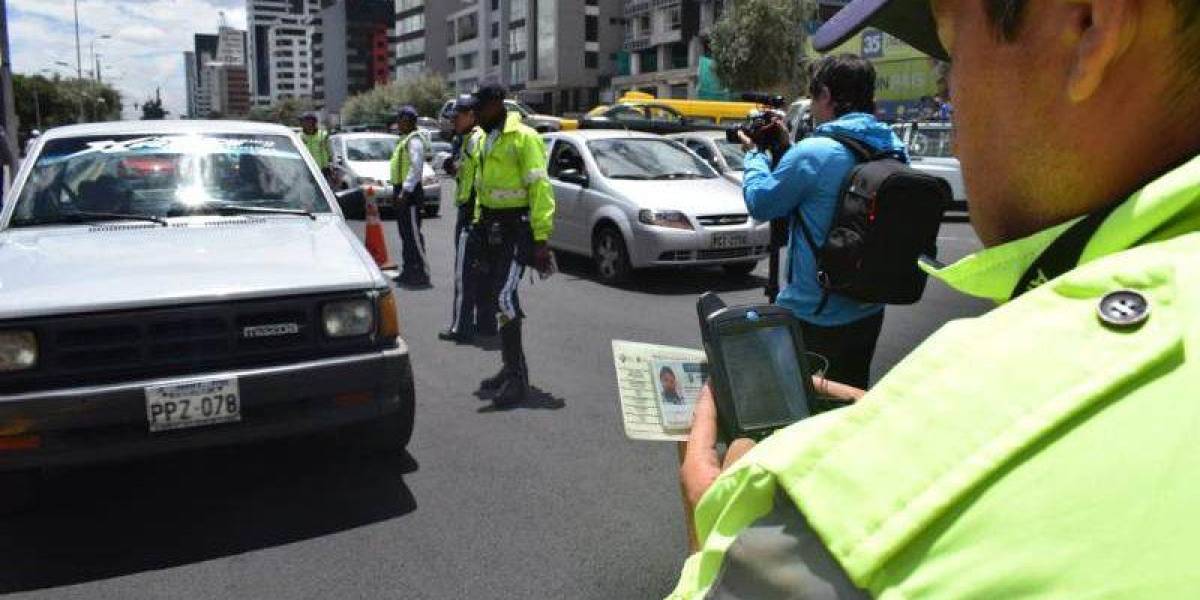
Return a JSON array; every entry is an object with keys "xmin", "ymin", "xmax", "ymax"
[{"xmin": 697, "ymin": 292, "xmax": 818, "ymax": 441}]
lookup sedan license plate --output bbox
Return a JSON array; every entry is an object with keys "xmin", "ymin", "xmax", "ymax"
[
  {"xmin": 712, "ymin": 233, "xmax": 748, "ymax": 249},
  {"xmin": 145, "ymin": 377, "xmax": 241, "ymax": 433}
]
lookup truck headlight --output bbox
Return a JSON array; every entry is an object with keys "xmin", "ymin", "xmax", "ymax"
[
  {"xmin": 638, "ymin": 209, "xmax": 693, "ymax": 230},
  {"xmin": 0, "ymin": 330, "xmax": 37, "ymax": 372},
  {"xmin": 322, "ymin": 299, "xmax": 375, "ymax": 338}
]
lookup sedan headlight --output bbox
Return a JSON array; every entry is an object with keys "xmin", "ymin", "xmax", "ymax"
[
  {"xmin": 0, "ymin": 330, "xmax": 37, "ymax": 372},
  {"xmin": 322, "ymin": 299, "xmax": 375, "ymax": 338},
  {"xmin": 638, "ymin": 209, "xmax": 694, "ymax": 230}
]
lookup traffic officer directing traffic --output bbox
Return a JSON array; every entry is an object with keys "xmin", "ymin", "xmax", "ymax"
[
  {"xmin": 671, "ymin": 0, "xmax": 1200, "ymax": 595},
  {"xmin": 389, "ymin": 105, "xmax": 432, "ymax": 288},
  {"xmin": 439, "ymin": 94, "xmax": 494, "ymax": 342},
  {"xmin": 299, "ymin": 113, "xmax": 331, "ymax": 182},
  {"xmin": 472, "ymin": 84, "xmax": 555, "ymax": 408}
]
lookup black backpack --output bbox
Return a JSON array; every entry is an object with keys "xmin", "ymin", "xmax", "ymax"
[{"xmin": 795, "ymin": 134, "xmax": 950, "ymax": 313}]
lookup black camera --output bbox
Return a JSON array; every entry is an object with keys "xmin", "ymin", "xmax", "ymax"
[{"xmin": 725, "ymin": 93, "xmax": 788, "ymax": 147}]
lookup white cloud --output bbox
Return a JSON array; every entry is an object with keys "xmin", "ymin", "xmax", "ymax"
[{"xmin": 9, "ymin": 0, "xmax": 250, "ymax": 119}]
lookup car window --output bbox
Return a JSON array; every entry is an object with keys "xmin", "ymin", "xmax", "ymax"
[
  {"xmin": 908, "ymin": 127, "xmax": 955, "ymax": 158},
  {"xmin": 685, "ymin": 140, "xmax": 715, "ymax": 162},
  {"xmin": 586, "ymin": 138, "xmax": 717, "ymax": 180},
  {"xmin": 609, "ymin": 105, "xmax": 644, "ymax": 122},
  {"xmin": 714, "ymin": 139, "xmax": 746, "ymax": 171},
  {"xmin": 11, "ymin": 133, "xmax": 331, "ymax": 227},
  {"xmin": 689, "ymin": 116, "xmax": 717, "ymax": 125},
  {"xmin": 646, "ymin": 106, "xmax": 684, "ymax": 124},
  {"xmin": 345, "ymin": 136, "xmax": 399, "ymax": 161},
  {"xmin": 548, "ymin": 141, "xmax": 585, "ymax": 178}
]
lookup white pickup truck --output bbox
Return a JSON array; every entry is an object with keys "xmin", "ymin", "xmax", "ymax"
[{"xmin": 0, "ymin": 120, "xmax": 415, "ymax": 510}]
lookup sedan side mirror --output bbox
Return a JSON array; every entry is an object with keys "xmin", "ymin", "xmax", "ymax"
[
  {"xmin": 558, "ymin": 168, "xmax": 588, "ymax": 188},
  {"xmin": 334, "ymin": 187, "xmax": 364, "ymax": 215}
]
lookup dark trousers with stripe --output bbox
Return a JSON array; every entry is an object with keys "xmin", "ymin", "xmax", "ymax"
[
  {"xmin": 394, "ymin": 184, "xmax": 429, "ymax": 280},
  {"xmin": 449, "ymin": 203, "xmax": 495, "ymax": 335},
  {"xmin": 478, "ymin": 209, "xmax": 534, "ymax": 379}
]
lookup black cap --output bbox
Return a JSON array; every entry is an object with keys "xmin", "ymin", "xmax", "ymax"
[
  {"xmin": 472, "ymin": 84, "xmax": 507, "ymax": 105},
  {"xmin": 301, "ymin": 112, "xmax": 318, "ymax": 122},
  {"xmin": 813, "ymin": 0, "xmax": 948, "ymax": 61},
  {"xmin": 396, "ymin": 105, "xmax": 419, "ymax": 121},
  {"xmin": 452, "ymin": 93, "xmax": 479, "ymax": 115}
]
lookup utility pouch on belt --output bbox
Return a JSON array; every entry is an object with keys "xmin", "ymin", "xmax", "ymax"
[{"xmin": 487, "ymin": 221, "xmax": 504, "ymax": 246}]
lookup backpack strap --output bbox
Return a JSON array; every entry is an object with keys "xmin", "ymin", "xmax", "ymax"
[
  {"xmin": 1010, "ymin": 200, "xmax": 1122, "ymax": 299},
  {"xmin": 826, "ymin": 133, "xmax": 906, "ymax": 163},
  {"xmin": 794, "ymin": 211, "xmax": 832, "ymax": 315}
]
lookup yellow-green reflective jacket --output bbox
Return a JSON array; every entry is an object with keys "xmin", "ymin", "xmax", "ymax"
[
  {"xmin": 671, "ymin": 153, "xmax": 1200, "ymax": 599},
  {"xmin": 301, "ymin": 129, "xmax": 330, "ymax": 169},
  {"xmin": 456, "ymin": 127, "xmax": 484, "ymax": 206},
  {"xmin": 474, "ymin": 111, "xmax": 555, "ymax": 242},
  {"xmin": 389, "ymin": 129, "xmax": 430, "ymax": 186}
]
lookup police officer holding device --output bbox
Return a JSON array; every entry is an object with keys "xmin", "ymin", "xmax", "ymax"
[
  {"xmin": 673, "ymin": 0, "xmax": 1200, "ymax": 594},
  {"xmin": 471, "ymin": 84, "xmax": 556, "ymax": 408},
  {"xmin": 439, "ymin": 95, "xmax": 493, "ymax": 342}
]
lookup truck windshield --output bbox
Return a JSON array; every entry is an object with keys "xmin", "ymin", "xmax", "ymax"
[
  {"xmin": 9, "ymin": 133, "xmax": 331, "ymax": 228},
  {"xmin": 345, "ymin": 136, "xmax": 399, "ymax": 161}
]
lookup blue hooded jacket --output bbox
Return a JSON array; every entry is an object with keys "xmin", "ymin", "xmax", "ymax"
[{"xmin": 742, "ymin": 112, "xmax": 909, "ymax": 327}]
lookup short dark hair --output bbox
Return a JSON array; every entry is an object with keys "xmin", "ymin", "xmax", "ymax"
[
  {"xmin": 809, "ymin": 54, "xmax": 877, "ymax": 116},
  {"xmin": 984, "ymin": 0, "xmax": 1200, "ymax": 82}
]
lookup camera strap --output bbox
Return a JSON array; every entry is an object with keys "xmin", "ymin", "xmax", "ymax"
[{"xmin": 1009, "ymin": 200, "xmax": 1122, "ymax": 300}]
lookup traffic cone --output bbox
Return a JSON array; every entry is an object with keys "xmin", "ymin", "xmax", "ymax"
[{"xmin": 362, "ymin": 186, "xmax": 397, "ymax": 271}]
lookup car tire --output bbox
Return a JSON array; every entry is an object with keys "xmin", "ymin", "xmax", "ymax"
[
  {"xmin": 0, "ymin": 469, "xmax": 39, "ymax": 515},
  {"xmin": 592, "ymin": 226, "xmax": 633, "ymax": 284},
  {"xmin": 722, "ymin": 262, "xmax": 758, "ymax": 277}
]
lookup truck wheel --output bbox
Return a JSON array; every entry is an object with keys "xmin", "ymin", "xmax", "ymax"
[
  {"xmin": 0, "ymin": 469, "xmax": 39, "ymax": 514},
  {"xmin": 593, "ymin": 226, "xmax": 632, "ymax": 284},
  {"xmin": 722, "ymin": 262, "xmax": 757, "ymax": 277}
]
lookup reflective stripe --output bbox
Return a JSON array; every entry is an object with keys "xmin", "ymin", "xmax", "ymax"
[
  {"xmin": 489, "ymin": 189, "xmax": 528, "ymax": 201},
  {"xmin": 524, "ymin": 168, "xmax": 547, "ymax": 185},
  {"xmin": 447, "ymin": 228, "xmax": 469, "ymax": 332},
  {"xmin": 498, "ymin": 259, "xmax": 522, "ymax": 321}
]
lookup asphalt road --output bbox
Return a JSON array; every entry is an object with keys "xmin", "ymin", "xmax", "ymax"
[{"xmin": 0, "ymin": 206, "xmax": 990, "ymax": 600}]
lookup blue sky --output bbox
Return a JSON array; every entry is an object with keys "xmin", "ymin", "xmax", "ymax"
[{"xmin": 8, "ymin": 0, "xmax": 248, "ymax": 119}]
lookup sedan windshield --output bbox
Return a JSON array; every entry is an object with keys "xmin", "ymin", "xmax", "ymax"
[
  {"xmin": 10, "ymin": 133, "xmax": 331, "ymax": 228},
  {"xmin": 715, "ymin": 140, "xmax": 746, "ymax": 171},
  {"xmin": 587, "ymin": 138, "xmax": 717, "ymax": 180},
  {"xmin": 345, "ymin": 136, "xmax": 398, "ymax": 161}
]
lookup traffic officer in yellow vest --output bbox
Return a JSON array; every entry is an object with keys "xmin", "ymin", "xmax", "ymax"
[
  {"xmin": 472, "ymin": 84, "xmax": 555, "ymax": 408},
  {"xmin": 389, "ymin": 105, "xmax": 432, "ymax": 287},
  {"xmin": 672, "ymin": 0, "xmax": 1200, "ymax": 596},
  {"xmin": 299, "ymin": 113, "xmax": 331, "ymax": 182},
  {"xmin": 439, "ymin": 94, "xmax": 495, "ymax": 342}
]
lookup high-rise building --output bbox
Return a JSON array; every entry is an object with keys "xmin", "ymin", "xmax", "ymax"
[
  {"xmin": 611, "ymin": 0, "xmax": 719, "ymax": 100},
  {"xmin": 431, "ymin": 0, "xmax": 622, "ymax": 114},
  {"xmin": 393, "ymin": 0, "xmax": 448, "ymax": 81},
  {"xmin": 183, "ymin": 26, "xmax": 251, "ymax": 118},
  {"xmin": 314, "ymin": 0, "xmax": 395, "ymax": 117},
  {"xmin": 246, "ymin": 0, "xmax": 322, "ymax": 106}
]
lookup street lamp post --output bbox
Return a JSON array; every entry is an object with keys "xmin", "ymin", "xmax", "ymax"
[{"xmin": 90, "ymin": 34, "xmax": 111, "ymax": 82}]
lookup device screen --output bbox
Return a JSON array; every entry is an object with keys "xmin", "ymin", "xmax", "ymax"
[{"xmin": 720, "ymin": 325, "xmax": 811, "ymax": 429}]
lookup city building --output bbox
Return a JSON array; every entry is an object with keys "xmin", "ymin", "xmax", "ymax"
[
  {"xmin": 611, "ymin": 0, "xmax": 722, "ymax": 100},
  {"xmin": 394, "ymin": 0, "xmax": 448, "ymax": 81},
  {"xmin": 314, "ymin": 0, "xmax": 395, "ymax": 117},
  {"xmin": 246, "ymin": 0, "xmax": 322, "ymax": 107},
  {"xmin": 429, "ymin": 0, "xmax": 622, "ymax": 115},
  {"xmin": 184, "ymin": 25, "xmax": 250, "ymax": 118}
]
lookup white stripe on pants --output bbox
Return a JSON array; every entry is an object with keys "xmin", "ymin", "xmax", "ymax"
[
  {"xmin": 448, "ymin": 228, "xmax": 469, "ymax": 331},
  {"xmin": 498, "ymin": 258, "xmax": 522, "ymax": 322}
]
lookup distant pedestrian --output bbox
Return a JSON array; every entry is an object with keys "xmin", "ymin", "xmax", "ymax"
[{"xmin": 299, "ymin": 114, "xmax": 331, "ymax": 182}]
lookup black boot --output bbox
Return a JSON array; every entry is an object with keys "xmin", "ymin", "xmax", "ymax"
[{"xmin": 492, "ymin": 320, "xmax": 528, "ymax": 408}]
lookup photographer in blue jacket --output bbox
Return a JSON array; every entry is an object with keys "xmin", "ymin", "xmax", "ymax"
[{"xmin": 739, "ymin": 54, "xmax": 908, "ymax": 388}]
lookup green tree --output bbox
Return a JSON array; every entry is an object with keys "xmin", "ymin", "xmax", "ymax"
[
  {"xmin": 13, "ymin": 74, "xmax": 121, "ymax": 134},
  {"xmin": 140, "ymin": 97, "xmax": 168, "ymax": 120},
  {"xmin": 247, "ymin": 97, "xmax": 314, "ymax": 127},
  {"xmin": 709, "ymin": 0, "xmax": 811, "ymax": 98},
  {"xmin": 341, "ymin": 72, "xmax": 449, "ymax": 127}
]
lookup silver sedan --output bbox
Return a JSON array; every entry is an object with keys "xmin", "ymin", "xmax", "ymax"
[{"xmin": 542, "ymin": 130, "xmax": 770, "ymax": 283}]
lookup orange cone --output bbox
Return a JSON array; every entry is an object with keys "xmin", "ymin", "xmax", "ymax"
[{"xmin": 362, "ymin": 186, "xmax": 397, "ymax": 270}]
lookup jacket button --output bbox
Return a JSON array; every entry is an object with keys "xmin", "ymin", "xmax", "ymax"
[{"xmin": 1097, "ymin": 290, "xmax": 1150, "ymax": 328}]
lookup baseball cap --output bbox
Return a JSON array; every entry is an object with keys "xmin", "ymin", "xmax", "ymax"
[
  {"xmin": 396, "ymin": 105, "xmax": 419, "ymax": 121},
  {"xmin": 450, "ymin": 94, "xmax": 479, "ymax": 116},
  {"xmin": 301, "ymin": 112, "xmax": 318, "ymax": 122},
  {"xmin": 472, "ymin": 84, "xmax": 507, "ymax": 105},
  {"xmin": 812, "ymin": 0, "xmax": 948, "ymax": 61}
]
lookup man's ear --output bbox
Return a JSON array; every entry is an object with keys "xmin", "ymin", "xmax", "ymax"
[{"xmin": 1067, "ymin": 0, "xmax": 1139, "ymax": 102}]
